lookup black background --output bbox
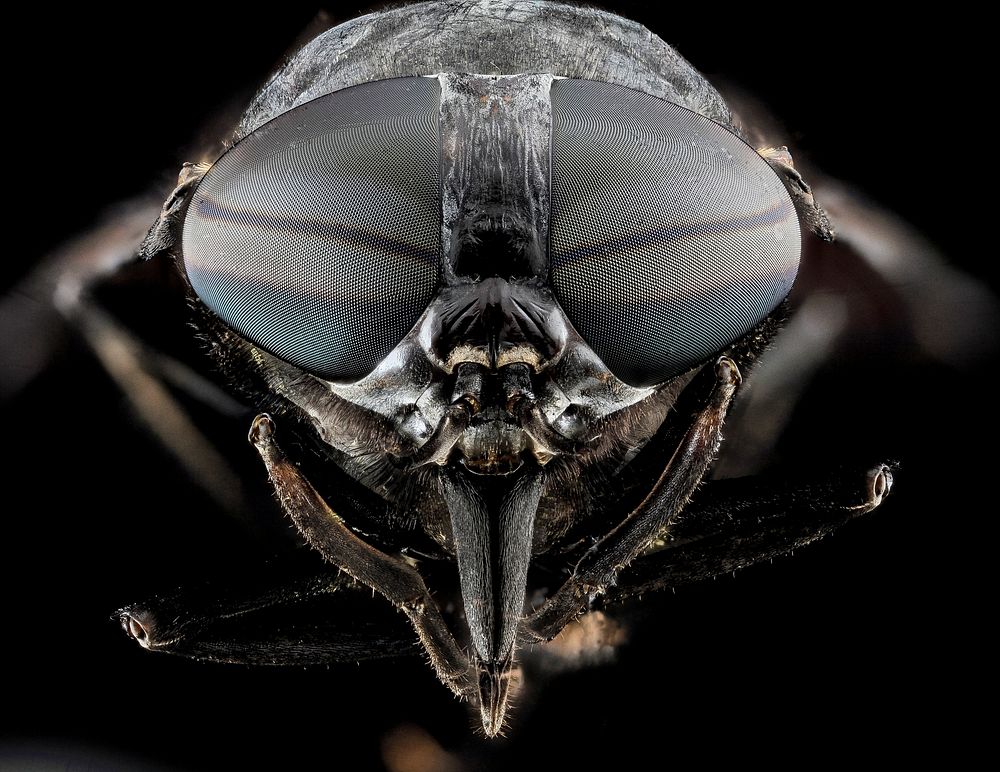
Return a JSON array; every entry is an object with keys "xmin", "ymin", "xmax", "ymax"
[{"xmin": 3, "ymin": 3, "xmax": 992, "ymax": 770}]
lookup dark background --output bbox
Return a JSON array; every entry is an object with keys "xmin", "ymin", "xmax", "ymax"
[{"xmin": 3, "ymin": 3, "xmax": 992, "ymax": 770}]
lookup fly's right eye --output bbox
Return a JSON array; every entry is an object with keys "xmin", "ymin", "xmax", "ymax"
[
  {"xmin": 181, "ymin": 77, "xmax": 442, "ymax": 382},
  {"xmin": 548, "ymin": 80, "xmax": 800, "ymax": 388}
]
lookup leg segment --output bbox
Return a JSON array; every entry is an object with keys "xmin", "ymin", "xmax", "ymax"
[
  {"xmin": 248, "ymin": 414, "xmax": 475, "ymax": 698},
  {"xmin": 72, "ymin": 300, "xmax": 252, "ymax": 523},
  {"xmin": 118, "ymin": 569, "xmax": 420, "ymax": 665},
  {"xmin": 610, "ymin": 463, "xmax": 894, "ymax": 598},
  {"xmin": 1, "ymin": 198, "xmax": 158, "ymax": 401},
  {"xmin": 712, "ymin": 294, "xmax": 848, "ymax": 478},
  {"xmin": 524, "ymin": 357, "xmax": 741, "ymax": 641}
]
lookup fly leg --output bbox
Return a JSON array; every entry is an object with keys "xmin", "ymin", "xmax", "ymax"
[
  {"xmin": 66, "ymin": 299, "xmax": 252, "ymax": 521},
  {"xmin": 1, "ymin": 170, "xmax": 254, "ymax": 525},
  {"xmin": 524, "ymin": 356, "xmax": 741, "ymax": 642},
  {"xmin": 248, "ymin": 413, "xmax": 476, "ymax": 699},
  {"xmin": 1, "ymin": 199, "xmax": 157, "ymax": 401},
  {"xmin": 712, "ymin": 294, "xmax": 848, "ymax": 478},
  {"xmin": 608, "ymin": 463, "xmax": 894, "ymax": 598},
  {"xmin": 118, "ymin": 568, "xmax": 420, "ymax": 664}
]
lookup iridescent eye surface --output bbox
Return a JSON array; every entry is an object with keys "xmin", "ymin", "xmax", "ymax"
[
  {"xmin": 182, "ymin": 77, "xmax": 441, "ymax": 381},
  {"xmin": 549, "ymin": 79, "xmax": 800, "ymax": 388}
]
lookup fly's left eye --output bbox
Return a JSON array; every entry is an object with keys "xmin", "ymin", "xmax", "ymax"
[
  {"xmin": 549, "ymin": 79, "xmax": 800, "ymax": 388},
  {"xmin": 182, "ymin": 77, "xmax": 442, "ymax": 381}
]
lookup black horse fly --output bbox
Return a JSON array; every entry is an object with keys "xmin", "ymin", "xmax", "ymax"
[{"xmin": 117, "ymin": 0, "xmax": 893, "ymax": 735}]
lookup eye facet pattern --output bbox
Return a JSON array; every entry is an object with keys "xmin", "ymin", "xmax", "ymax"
[
  {"xmin": 182, "ymin": 77, "xmax": 442, "ymax": 381},
  {"xmin": 549, "ymin": 79, "xmax": 800, "ymax": 387}
]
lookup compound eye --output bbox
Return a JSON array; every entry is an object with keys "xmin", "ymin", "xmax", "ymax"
[
  {"xmin": 182, "ymin": 77, "xmax": 441, "ymax": 381},
  {"xmin": 549, "ymin": 80, "xmax": 800, "ymax": 388}
]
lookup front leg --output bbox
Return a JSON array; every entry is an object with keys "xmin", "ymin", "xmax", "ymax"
[
  {"xmin": 610, "ymin": 463, "xmax": 895, "ymax": 597},
  {"xmin": 118, "ymin": 569, "xmax": 420, "ymax": 665},
  {"xmin": 248, "ymin": 414, "xmax": 475, "ymax": 698},
  {"xmin": 525, "ymin": 356, "xmax": 741, "ymax": 641}
]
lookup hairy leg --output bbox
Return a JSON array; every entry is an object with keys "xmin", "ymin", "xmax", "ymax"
[
  {"xmin": 118, "ymin": 569, "xmax": 420, "ymax": 665},
  {"xmin": 610, "ymin": 463, "xmax": 894, "ymax": 598},
  {"xmin": 1, "ymin": 180, "xmax": 253, "ymax": 525},
  {"xmin": 70, "ymin": 299, "xmax": 252, "ymax": 521},
  {"xmin": 248, "ymin": 414, "xmax": 475, "ymax": 698},
  {"xmin": 525, "ymin": 357, "xmax": 741, "ymax": 641}
]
